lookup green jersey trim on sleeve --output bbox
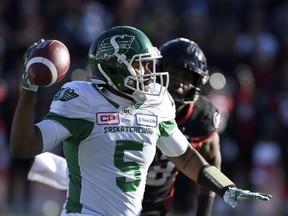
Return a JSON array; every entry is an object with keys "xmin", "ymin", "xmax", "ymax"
[
  {"xmin": 159, "ymin": 119, "xmax": 177, "ymax": 137},
  {"xmin": 45, "ymin": 112, "xmax": 94, "ymax": 141},
  {"xmin": 44, "ymin": 112, "xmax": 95, "ymax": 213}
]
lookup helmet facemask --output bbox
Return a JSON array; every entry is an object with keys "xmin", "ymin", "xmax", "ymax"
[
  {"xmin": 164, "ymin": 64, "xmax": 208, "ymax": 104},
  {"xmin": 124, "ymin": 47, "xmax": 169, "ymax": 101}
]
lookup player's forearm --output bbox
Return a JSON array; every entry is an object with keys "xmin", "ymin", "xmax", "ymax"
[
  {"xmin": 168, "ymin": 145, "xmax": 235, "ymax": 197},
  {"xmin": 10, "ymin": 89, "xmax": 43, "ymax": 158},
  {"xmin": 167, "ymin": 144, "xmax": 208, "ymax": 182}
]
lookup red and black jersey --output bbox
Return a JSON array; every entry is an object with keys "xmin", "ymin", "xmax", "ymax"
[
  {"xmin": 141, "ymin": 95, "xmax": 220, "ymax": 216},
  {"xmin": 177, "ymin": 95, "xmax": 220, "ymax": 150}
]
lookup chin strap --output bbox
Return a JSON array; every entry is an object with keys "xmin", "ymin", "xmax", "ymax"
[{"xmin": 131, "ymin": 90, "xmax": 147, "ymax": 102}]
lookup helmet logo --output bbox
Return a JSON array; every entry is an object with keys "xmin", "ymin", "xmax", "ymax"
[
  {"xmin": 187, "ymin": 44, "xmax": 196, "ymax": 55},
  {"xmin": 96, "ymin": 34, "xmax": 135, "ymax": 61}
]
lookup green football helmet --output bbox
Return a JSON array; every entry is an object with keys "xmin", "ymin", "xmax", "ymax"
[{"xmin": 88, "ymin": 26, "xmax": 168, "ymax": 101}]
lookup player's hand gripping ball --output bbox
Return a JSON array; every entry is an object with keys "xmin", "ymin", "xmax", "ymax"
[{"xmin": 25, "ymin": 39, "xmax": 70, "ymax": 87}]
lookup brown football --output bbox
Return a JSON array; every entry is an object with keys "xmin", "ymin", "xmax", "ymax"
[{"xmin": 26, "ymin": 40, "xmax": 70, "ymax": 86}]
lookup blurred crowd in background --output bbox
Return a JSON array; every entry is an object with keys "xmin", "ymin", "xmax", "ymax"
[{"xmin": 0, "ymin": 0, "xmax": 288, "ymax": 215}]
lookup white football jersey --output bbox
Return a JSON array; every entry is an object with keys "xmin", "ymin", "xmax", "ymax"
[{"xmin": 41, "ymin": 81, "xmax": 186, "ymax": 216}]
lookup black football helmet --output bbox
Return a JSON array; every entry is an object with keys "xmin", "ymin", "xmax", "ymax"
[{"xmin": 157, "ymin": 38, "xmax": 209, "ymax": 104}]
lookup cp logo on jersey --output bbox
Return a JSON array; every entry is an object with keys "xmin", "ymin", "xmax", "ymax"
[{"xmin": 96, "ymin": 112, "xmax": 120, "ymax": 125}]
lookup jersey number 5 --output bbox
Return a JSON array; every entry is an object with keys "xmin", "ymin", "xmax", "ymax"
[{"xmin": 114, "ymin": 140, "xmax": 143, "ymax": 192}]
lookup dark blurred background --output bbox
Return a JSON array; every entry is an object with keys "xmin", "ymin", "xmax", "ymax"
[{"xmin": 0, "ymin": 0, "xmax": 287, "ymax": 215}]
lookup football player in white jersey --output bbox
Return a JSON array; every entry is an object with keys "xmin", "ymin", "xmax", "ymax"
[{"xmin": 10, "ymin": 26, "xmax": 271, "ymax": 216}]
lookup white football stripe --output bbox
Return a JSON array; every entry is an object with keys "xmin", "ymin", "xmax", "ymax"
[{"xmin": 26, "ymin": 57, "xmax": 58, "ymax": 86}]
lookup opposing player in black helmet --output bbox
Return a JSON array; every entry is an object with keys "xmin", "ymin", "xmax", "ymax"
[{"xmin": 141, "ymin": 38, "xmax": 221, "ymax": 216}]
